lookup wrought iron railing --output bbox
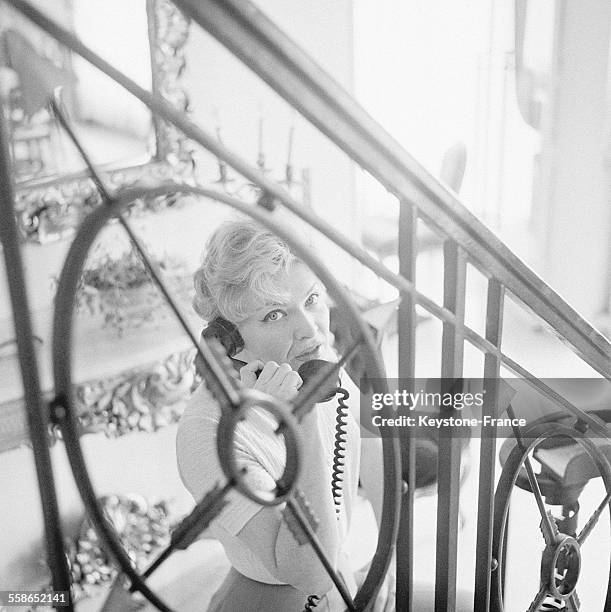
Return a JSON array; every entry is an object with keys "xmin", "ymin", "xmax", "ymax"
[{"xmin": 0, "ymin": 1, "xmax": 609, "ymax": 611}]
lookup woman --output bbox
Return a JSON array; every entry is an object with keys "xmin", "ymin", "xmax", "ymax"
[{"xmin": 176, "ymin": 218, "xmax": 389, "ymax": 611}]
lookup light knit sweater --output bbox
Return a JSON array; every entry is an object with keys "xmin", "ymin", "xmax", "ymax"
[{"xmin": 176, "ymin": 377, "xmax": 361, "ymax": 588}]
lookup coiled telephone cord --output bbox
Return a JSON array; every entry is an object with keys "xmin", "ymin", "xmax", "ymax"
[
  {"xmin": 303, "ymin": 387, "xmax": 350, "ymax": 611},
  {"xmin": 331, "ymin": 388, "xmax": 349, "ymax": 515},
  {"xmin": 303, "ymin": 594, "xmax": 321, "ymax": 611}
]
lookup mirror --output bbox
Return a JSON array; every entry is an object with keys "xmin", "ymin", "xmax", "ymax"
[{"xmin": 0, "ymin": 0, "xmax": 193, "ymax": 243}]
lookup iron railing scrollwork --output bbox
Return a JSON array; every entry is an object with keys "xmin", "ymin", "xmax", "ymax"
[{"xmin": 51, "ymin": 177, "xmax": 401, "ymax": 610}]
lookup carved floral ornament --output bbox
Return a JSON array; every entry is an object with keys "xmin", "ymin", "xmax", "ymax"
[
  {"xmin": 0, "ymin": 347, "xmax": 198, "ymax": 454},
  {"xmin": 60, "ymin": 494, "xmax": 173, "ymax": 602},
  {"xmin": 67, "ymin": 347, "xmax": 198, "ymax": 439}
]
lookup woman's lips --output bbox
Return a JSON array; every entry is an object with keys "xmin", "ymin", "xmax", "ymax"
[{"xmin": 294, "ymin": 343, "xmax": 322, "ymax": 361}]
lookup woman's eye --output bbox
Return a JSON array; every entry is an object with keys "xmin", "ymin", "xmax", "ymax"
[
  {"xmin": 305, "ymin": 292, "xmax": 320, "ymax": 306},
  {"xmin": 263, "ymin": 310, "xmax": 285, "ymax": 322}
]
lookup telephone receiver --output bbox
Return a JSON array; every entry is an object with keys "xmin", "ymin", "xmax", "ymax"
[{"xmin": 199, "ymin": 316, "xmax": 338, "ymax": 403}]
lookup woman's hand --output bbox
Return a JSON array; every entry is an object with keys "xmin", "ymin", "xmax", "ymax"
[{"xmin": 240, "ymin": 360, "xmax": 302, "ymax": 402}]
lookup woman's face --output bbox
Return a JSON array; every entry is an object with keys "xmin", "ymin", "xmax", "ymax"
[{"xmin": 234, "ymin": 262, "xmax": 331, "ymax": 370}]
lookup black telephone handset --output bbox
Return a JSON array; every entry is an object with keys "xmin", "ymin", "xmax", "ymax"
[{"xmin": 199, "ymin": 317, "xmax": 339, "ymax": 401}]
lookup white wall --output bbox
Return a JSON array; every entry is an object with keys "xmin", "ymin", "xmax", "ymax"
[
  {"xmin": 183, "ymin": 0, "xmax": 358, "ymax": 285},
  {"xmin": 536, "ymin": 0, "xmax": 611, "ymax": 324},
  {"xmin": 353, "ymin": 0, "xmax": 611, "ymax": 329}
]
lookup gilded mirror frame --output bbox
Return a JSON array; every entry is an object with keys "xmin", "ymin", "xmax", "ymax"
[{"xmin": 8, "ymin": 0, "xmax": 193, "ymax": 244}]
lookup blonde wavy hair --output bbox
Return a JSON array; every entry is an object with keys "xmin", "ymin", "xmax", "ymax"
[{"xmin": 193, "ymin": 218, "xmax": 297, "ymax": 323}]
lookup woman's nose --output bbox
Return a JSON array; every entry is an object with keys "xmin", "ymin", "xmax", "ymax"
[{"xmin": 294, "ymin": 309, "xmax": 317, "ymax": 339}]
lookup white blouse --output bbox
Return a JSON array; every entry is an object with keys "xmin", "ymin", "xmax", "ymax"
[{"xmin": 176, "ymin": 377, "xmax": 361, "ymax": 587}]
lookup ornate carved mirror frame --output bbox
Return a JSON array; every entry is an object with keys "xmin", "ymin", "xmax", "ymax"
[{"xmin": 8, "ymin": 0, "xmax": 193, "ymax": 245}]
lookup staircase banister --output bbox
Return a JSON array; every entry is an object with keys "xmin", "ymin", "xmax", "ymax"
[{"xmin": 175, "ymin": 0, "xmax": 611, "ymax": 380}]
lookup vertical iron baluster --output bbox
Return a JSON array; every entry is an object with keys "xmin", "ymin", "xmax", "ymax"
[
  {"xmin": 435, "ymin": 241, "xmax": 466, "ymax": 612},
  {"xmin": 474, "ymin": 279, "xmax": 504, "ymax": 611},
  {"xmin": 396, "ymin": 201, "xmax": 418, "ymax": 611},
  {"xmin": 0, "ymin": 107, "xmax": 73, "ymax": 605},
  {"xmin": 396, "ymin": 202, "xmax": 418, "ymax": 612}
]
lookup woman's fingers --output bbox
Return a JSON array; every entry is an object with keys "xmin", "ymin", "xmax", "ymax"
[
  {"xmin": 252, "ymin": 362, "xmax": 302, "ymax": 401},
  {"xmin": 256, "ymin": 361, "xmax": 281, "ymax": 385},
  {"xmin": 283, "ymin": 370, "xmax": 303, "ymax": 391},
  {"xmin": 239, "ymin": 360, "xmax": 264, "ymax": 387}
]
